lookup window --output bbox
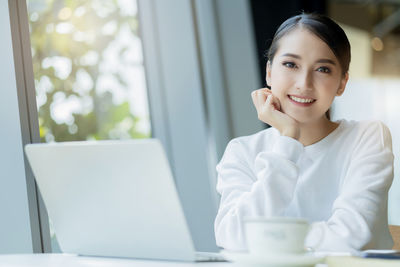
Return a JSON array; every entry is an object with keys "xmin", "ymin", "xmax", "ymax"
[{"xmin": 27, "ymin": 0, "xmax": 150, "ymax": 251}]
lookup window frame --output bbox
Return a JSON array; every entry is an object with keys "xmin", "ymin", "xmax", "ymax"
[
  {"xmin": 6, "ymin": 0, "xmax": 262, "ymax": 253},
  {"xmin": 6, "ymin": 0, "xmax": 51, "ymax": 252}
]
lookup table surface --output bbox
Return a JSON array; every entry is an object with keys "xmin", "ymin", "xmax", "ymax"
[
  {"xmin": 0, "ymin": 254, "xmax": 233, "ymax": 267},
  {"xmin": 3, "ymin": 252, "xmax": 400, "ymax": 267}
]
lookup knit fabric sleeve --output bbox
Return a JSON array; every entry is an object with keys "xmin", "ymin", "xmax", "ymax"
[
  {"xmin": 305, "ymin": 121, "xmax": 394, "ymax": 253},
  {"xmin": 214, "ymin": 134, "xmax": 304, "ymax": 250}
]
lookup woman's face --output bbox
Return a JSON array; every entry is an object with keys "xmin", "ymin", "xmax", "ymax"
[{"xmin": 266, "ymin": 28, "xmax": 348, "ymax": 124}]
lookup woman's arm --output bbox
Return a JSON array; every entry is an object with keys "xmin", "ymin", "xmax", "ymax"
[
  {"xmin": 305, "ymin": 121, "xmax": 394, "ymax": 253},
  {"xmin": 214, "ymin": 135, "xmax": 303, "ymax": 250}
]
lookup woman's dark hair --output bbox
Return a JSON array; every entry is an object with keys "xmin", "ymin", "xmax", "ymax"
[{"xmin": 266, "ymin": 13, "xmax": 351, "ymax": 76}]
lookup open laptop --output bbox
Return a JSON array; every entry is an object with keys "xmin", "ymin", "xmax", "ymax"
[{"xmin": 25, "ymin": 139, "xmax": 224, "ymax": 262}]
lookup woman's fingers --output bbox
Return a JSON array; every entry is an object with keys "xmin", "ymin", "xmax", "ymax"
[
  {"xmin": 251, "ymin": 90, "xmax": 260, "ymax": 111},
  {"xmin": 252, "ymin": 89, "xmax": 267, "ymax": 109},
  {"xmin": 271, "ymin": 94, "xmax": 281, "ymax": 111},
  {"xmin": 262, "ymin": 88, "xmax": 272, "ymax": 95},
  {"xmin": 257, "ymin": 90, "xmax": 268, "ymax": 107},
  {"xmin": 262, "ymin": 91, "xmax": 281, "ymax": 111},
  {"xmin": 262, "ymin": 91, "xmax": 277, "ymax": 111},
  {"xmin": 251, "ymin": 88, "xmax": 278, "ymax": 117}
]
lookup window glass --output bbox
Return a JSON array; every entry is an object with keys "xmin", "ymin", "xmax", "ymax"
[{"xmin": 27, "ymin": 0, "xmax": 150, "ymax": 251}]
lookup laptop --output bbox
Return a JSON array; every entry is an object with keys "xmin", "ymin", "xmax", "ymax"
[{"xmin": 25, "ymin": 139, "xmax": 224, "ymax": 262}]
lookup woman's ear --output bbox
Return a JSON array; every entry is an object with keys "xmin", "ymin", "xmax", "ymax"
[
  {"xmin": 336, "ymin": 72, "xmax": 349, "ymax": 96},
  {"xmin": 266, "ymin": 61, "xmax": 272, "ymax": 87}
]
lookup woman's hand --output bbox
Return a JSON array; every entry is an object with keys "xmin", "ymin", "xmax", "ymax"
[{"xmin": 251, "ymin": 88, "xmax": 300, "ymax": 140}]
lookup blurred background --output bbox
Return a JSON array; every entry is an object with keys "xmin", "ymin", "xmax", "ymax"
[
  {"xmin": 25, "ymin": 0, "xmax": 400, "ymax": 252},
  {"xmin": 1, "ymin": 0, "xmax": 399, "ymax": 254}
]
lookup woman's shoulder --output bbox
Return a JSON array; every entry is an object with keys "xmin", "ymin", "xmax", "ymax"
[
  {"xmin": 340, "ymin": 119, "xmax": 391, "ymax": 137},
  {"xmin": 338, "ymin": 119, "xmax": 392, "ymax": 149},
  {"xmin": 344, "ymin": 118, "xmax": 388, "ymax": 127}
]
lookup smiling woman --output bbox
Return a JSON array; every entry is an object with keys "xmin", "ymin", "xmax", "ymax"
[{"xmin": 215, "ymin": 13, "xmax": 394, "ymax": 253}]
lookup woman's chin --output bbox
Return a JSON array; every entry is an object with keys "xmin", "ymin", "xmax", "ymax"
[{"xmin": 285, "ymin": 112, "xmax": 319, "ymax": 124}]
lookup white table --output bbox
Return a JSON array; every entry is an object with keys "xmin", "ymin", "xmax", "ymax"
[
  {"xmin": 0, "ymin": 254, "xmax": 232, "ymax": 267},
  {"xmin": 0, "ymin": 253, "xmax": 336, "ymax": 267}
]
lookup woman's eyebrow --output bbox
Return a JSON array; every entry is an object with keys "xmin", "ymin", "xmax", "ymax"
[
  {"xmin": 316, "ymin": 58, "xmax": 336, "ymax": 65},
  {"xmin": 281, "ymin": 53, "xmax": 301, "ymax": 59},
  {"xmin": 281, "ymin": 53, "xmax": 336, "ymax": 65}
]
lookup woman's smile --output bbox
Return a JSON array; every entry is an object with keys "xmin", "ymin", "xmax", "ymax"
[{"xmin": 288, "ymin": 94, "xmax": 316, "ymax": 107}]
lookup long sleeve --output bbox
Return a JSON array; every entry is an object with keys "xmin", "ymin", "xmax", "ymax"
[
  {"xmin": 214, "ymin": 135, "xmax": 304, "ymax": 250},
  {"xmin": 305, "ymin": 121, "xmax": 394, "ymax": 252}
]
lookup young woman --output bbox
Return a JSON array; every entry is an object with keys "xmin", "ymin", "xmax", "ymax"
[{"xmin": 214, "ymin": 13, "xmax": 394, "ymax": 253}]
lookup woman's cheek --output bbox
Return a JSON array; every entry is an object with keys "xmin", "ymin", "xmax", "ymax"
[{"xmin": 316, "ymin": 73, "xmax": 340, "ymax": 87}]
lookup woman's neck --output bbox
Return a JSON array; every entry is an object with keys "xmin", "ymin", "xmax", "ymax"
[{"xmin": 297, "ymin": 117, "xmax": 339, "ymax": 146}]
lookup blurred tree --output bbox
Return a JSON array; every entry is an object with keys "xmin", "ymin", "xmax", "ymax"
[{"xmin": 28, "ymin": 0, "xmax": 150, "ymax": 142}]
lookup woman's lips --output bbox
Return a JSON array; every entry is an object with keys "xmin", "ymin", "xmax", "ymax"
[{"xmin": 288, "ymin": 94, "xmax": 316, "ymax": 106}]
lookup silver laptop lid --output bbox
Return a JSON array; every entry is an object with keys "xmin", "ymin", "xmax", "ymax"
[{"xmin": 25, "ymin": 139, "xmax": 197, "ymax": 261}]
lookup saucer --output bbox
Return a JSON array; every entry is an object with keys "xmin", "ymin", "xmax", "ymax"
[{"xmin": 221, "ymin": 249, "xmax": 325, "ymax": 266}]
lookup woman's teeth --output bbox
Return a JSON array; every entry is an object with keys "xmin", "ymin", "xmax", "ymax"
[{"xmin": 289, "ymin": 95, "xmax": 315, "ymax": 103}]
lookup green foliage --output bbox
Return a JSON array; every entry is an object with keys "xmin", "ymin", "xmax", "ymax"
[{"xmin": 28, "ymin": 0, "xmax": 150, "ymax": 142}]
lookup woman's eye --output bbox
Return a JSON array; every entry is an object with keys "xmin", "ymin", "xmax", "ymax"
[
  {"xmin": 317, "ymin": 66, "xmax": 331, "ymax": 73},
  {"xmin": 283, "ymin": 62, "xmax": 296, "ymax": 68}
]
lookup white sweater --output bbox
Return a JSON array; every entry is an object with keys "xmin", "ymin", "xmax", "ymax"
[{"xmin": 214, "ymin": 120, "xmax": 394, "ymax": 253}]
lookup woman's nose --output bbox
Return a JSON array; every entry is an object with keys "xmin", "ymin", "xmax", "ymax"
[{"xmin": 295, "ymin": 70, "xmax": 313, "ymax": 91}]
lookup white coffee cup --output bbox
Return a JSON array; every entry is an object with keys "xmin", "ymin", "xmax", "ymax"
[{"xmin": 244, "ymin": 217, "xmax": 309, "ymax": 256}]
